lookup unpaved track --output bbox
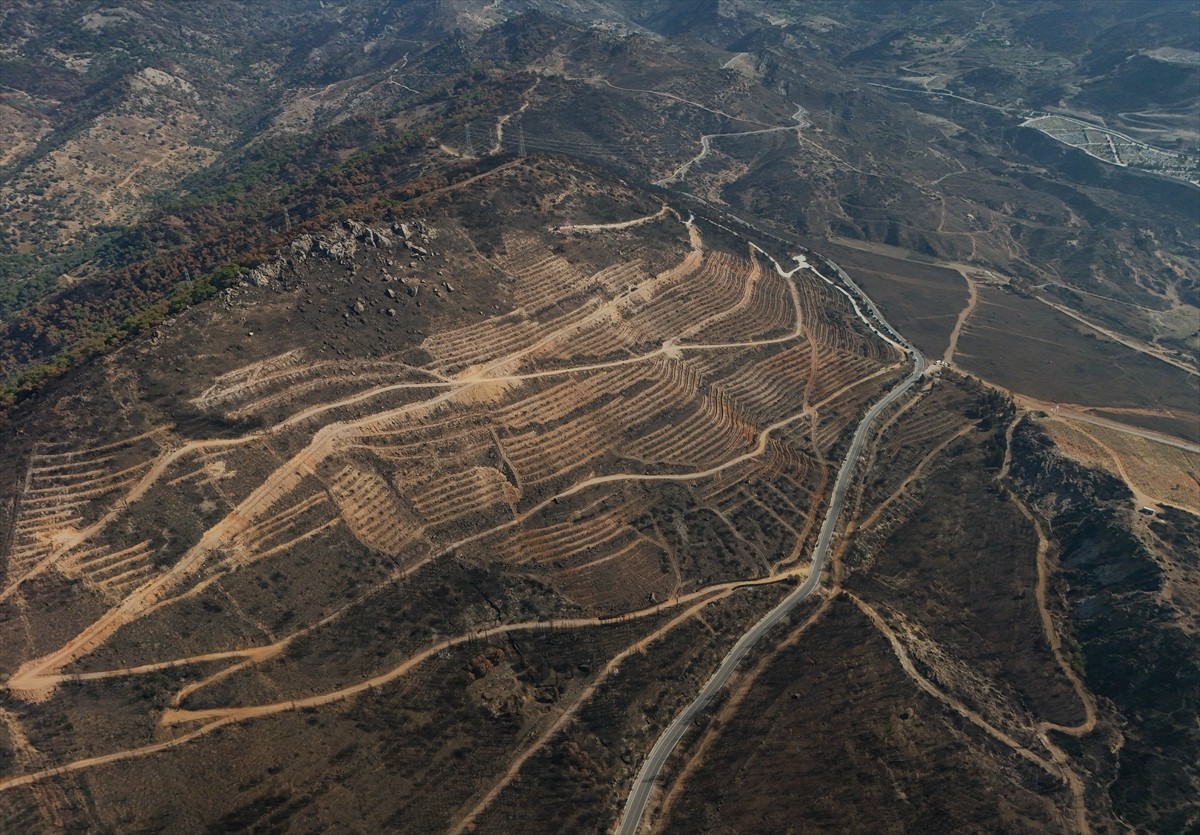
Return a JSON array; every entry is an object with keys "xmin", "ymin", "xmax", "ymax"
[
  {"xmin": 1033, "ymin": 294, "xmax": 1198, "ymax": 377},
  {"xmin": 1012, "ymin": 394, "xmax": 1200, "ymax": 452},
  {"xmin": 1, "ymin": 203, "xmax": 920, "ymax": 799},
  {"xmin": 2, "ymin": 575, "xmax": 797, "ymax": 795},
  {"xmin": 855, "ymin": 422, "xmax": 973, "ymax": 532},
  {"xmin": 158, "ymin": 610, "xmax": 729, "ymax": 726},
  {"xmin": 553, "ymin": 204, "xmax": 670, "ymax": 234},
  {"xmin": 450, "ymin": 592, "xmax": 730, "ymax": 834},
  {"xmin": 488, "ymin": 79, "xmax": 539, "ymax": 155},
  {"xmin": 600, "ymin": 89, "xmax": 813, "ymax": 198},
  {"xmin": 842, "ymin": 425, "xmax": 1101, "ymax": 835},
  {"xmin": 999, "ymin": 420, "xmax": 1098, "ymax": 739},
  {"xmin": 617, "ymin": 241, "xmax": 926, "ymax": 832},
  {"xmin": 943, "ymin": 272, "xmax": 978, "ymax": 363},
  {"xmin": 1043, "ymin": 417, "xmax": 1172, "ymax": 510},
  {"xmin": 655, "ymin": 125, "xmax": 800, "ymax": 186},
  {"xmin": 848, "ymin": 593, "xmax": 1092, "ymax": 835},
  {"xmin": 0, "ymin": 718, "xmax": 234, "ymax": 793},
  {"xmin": 598, "ymin": 79, "xmax": 773, "ymax": 127}
]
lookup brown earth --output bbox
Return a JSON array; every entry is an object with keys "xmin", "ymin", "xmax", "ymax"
[
  {"xmin": 0, "ymin": 158, "xmax": 902, "ymax": 831},
  {"xmin": 662, "ymin": 597, "xmax": 1075, "ymax": 834},
  {"xmin": 954, "ymin": 286, "xmax": 1199, "ymax": 442},
  {"xmin": 815, "ymin": 239, "xmax": 970, "ymax": 360},
  {"xmin": 656, "ymin": 374, "xmax": 1125, "ymax": 835}
]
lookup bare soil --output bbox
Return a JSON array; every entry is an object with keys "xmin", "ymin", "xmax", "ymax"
[
  {"xmin": 956, "ymin": 286, "xmax": 1199, "ymax": 442},
  {"xmin": 817, "ymin": 239, "xmax": 970, "ymax": 359}
]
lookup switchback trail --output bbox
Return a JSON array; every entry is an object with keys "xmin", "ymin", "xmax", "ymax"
[{"xmin": 655, "ymin": 124, "xmax": 801, "ymax": 186}]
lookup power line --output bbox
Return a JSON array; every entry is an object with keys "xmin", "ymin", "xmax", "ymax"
[
  {"xmin": 498, "ymin": 134, "xmax": 634, "ymax": 158},
  {"xmin": 499, "ymin": 132, "xmax": 630, "ymax": 152}
]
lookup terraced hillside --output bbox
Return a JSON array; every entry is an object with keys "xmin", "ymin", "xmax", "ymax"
[
  {"xmin": 0, "ymin": 159, "xmax": 906, "ymax": 830},
  {"xmin": 1, "ymin": 5, "xmax": 1194, "ymax": 832}
]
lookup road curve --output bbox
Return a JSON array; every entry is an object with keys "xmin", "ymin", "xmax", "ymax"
[{"xmin": 616, "ymin": 258, "xmax": 927, "ymax": 835}]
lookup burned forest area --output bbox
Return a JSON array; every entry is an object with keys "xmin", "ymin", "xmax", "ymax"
[{"xmin": 0, "ymin": 2, "xmax": 1196, "ymax": 833}]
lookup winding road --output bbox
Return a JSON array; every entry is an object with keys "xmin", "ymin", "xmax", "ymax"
[{"xmin": 617, "ymin": 251, "xmax": 927, "ymax": 834}]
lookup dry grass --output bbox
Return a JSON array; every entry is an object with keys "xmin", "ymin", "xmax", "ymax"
[{"xmin": 1040, "ymin": 416, "xmax": 1200, "ymax": 513}]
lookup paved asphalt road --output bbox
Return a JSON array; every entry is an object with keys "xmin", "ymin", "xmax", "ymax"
[{"xmin": 617, "ymin": 257, "xmax": 927, "ymax": 835}]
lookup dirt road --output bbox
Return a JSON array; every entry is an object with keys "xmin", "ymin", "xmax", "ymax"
[{"xmin": 617, "ymin": 244, "xmax": 926, "ymax": 834}]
